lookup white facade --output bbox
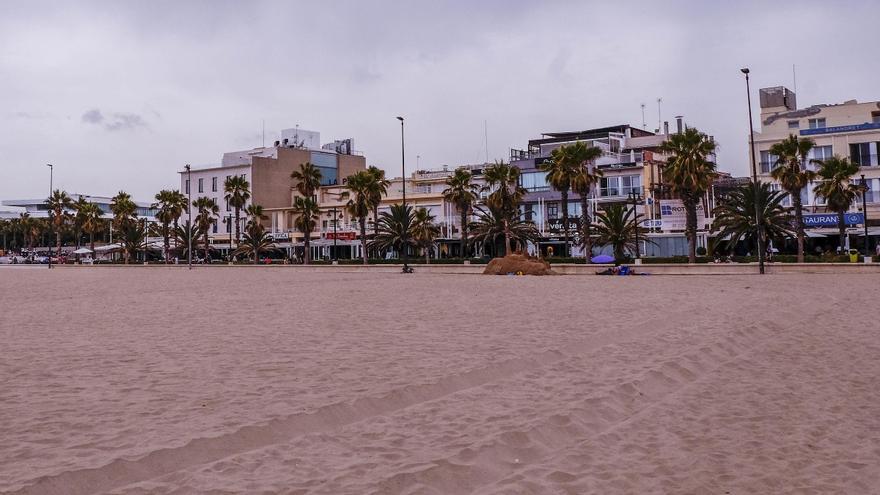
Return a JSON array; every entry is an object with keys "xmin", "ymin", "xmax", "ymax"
[{"xmin": 179, "ymin": 164, "xmax": 251, "ymax": 236}]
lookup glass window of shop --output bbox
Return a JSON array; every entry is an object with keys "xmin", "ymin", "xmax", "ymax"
[{"xmin": 760, "ymin": 151, "xmax": 779, "ymax": 174}]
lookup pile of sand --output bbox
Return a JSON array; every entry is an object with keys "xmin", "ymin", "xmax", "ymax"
[{"xmin": 482, "ymin": 253, "xmax": 555, "ymax": 275}]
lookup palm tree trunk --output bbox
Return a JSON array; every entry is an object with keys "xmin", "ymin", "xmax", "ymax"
[
  {"xmin": 685, "ymin": 194, "xmax": 697, "ymax": 264},
  {"xmin": 372, "ymin": 205, "xmax": 380, "ymax": 259},
  {"xmin": 90, "ymin": 231, "xmax": 95, "ymax": 254},
  {"xmin": 426, "ymin": 246, "xmax": 430, "ymax": 264},
  {"xmin": 580, "ymin": 195, "xmax": 591, "ymax": 259},
  {"xmin": 204, "ymin": 232, "xmax": 210, "ymax": 263},
  {"xmin": 56, "ymin": 230, "xmax": 61, "ymax": 262},
  {"xmin": 303, "ymin": 230, "xmax": 311, "ymax": 265},
  {"xmin": 504, "ymin": 220, "xmax": 512, "ymax": 256},
  {"xmin": 163, "ymin": 223, "xmax": 170, "ymax": 264},
  {"xmin": 838, "ymin": 210, "xmax": 846, "ymax": 253},
  {"xmin": 561, "ymin": 189, "xmax": 569, "ymax": 257},
  {"xmin": 460, "ymin": 208, "xmax": 468, "ymax": 259},
  {"xmin": 234, "ymin": 207, "xmax": 241, "ymax": 245},
  {"xmin": 793, "ymin": 190, "xmax": 805, "ymax": 263},
  {"xmin": 254, "ymin": 247, "xmax": 259, "ymax": 265},
  {"xmin": 360, "ymin": 217, "xmax": 368, "ymax": 265}
]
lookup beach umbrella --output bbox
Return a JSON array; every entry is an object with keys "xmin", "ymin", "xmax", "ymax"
[{"xmin": 590, "ymin": 254, "xmax": 615, "ymax": 264}]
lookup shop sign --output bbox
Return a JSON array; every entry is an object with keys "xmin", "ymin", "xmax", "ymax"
[
  {"xmin": 659, "ymin": 200, "xmax": 709, "ymax": 231},
  {"xmin": 803, "ymin": 212, "xmax": 863, "ymax": 227}
]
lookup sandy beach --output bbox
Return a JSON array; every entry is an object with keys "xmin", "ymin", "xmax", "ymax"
[{"xmin": 2, "ymin": 267, "xmax": 879, "ymax": 494}]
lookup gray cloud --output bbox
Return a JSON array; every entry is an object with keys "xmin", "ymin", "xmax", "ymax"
[
  {"xmin": 81, "ymin": 108, "xmax": 103, "ymax": 124},
  {"xmin": 104, "ymin": 113, "xmax": 147, "ymax": 131},
  {"xmin": 81, "ymin": 108, "xmax": 147, "ymax": 131}
]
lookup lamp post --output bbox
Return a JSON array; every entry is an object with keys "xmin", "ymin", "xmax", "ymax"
[
  {"xmin": 396, "ymin": 116, "xmax": 412, "ymax": 273},
  {"xmin": 185, "ymin": 164, "xmax": 192, "ymax": 270},
  {"xmin": 741, "ymin": 68, "xmax": 765, "ymax": 274},
  {"xmin": 47, "ymin": 163, "xmax": 53, "ymax": 269},
  {"xmin": 629, "ymin": 189, "xmax": 642, "ymax": 259},
  {"xmin": 860, "ymin": 174, "xmax": 870, "ymax": 257},
  {"xmin": 225, "ymin": 214, "xmax": 234, "ymax": 261}
]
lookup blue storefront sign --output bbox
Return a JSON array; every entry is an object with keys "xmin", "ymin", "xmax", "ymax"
[
  {"xmin": 800, "ymin": 122, "xmax": 880, "ymax": 136},
  {"xmin": 803, "ymin": 212, "xmax": 864, "ymax": 227}
]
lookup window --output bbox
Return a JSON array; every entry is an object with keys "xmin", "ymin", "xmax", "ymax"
[
  {"xmin": 809, "ymin": 145, "xmax": 833, "ymax": 170},
  {"xmin": 225, "ymin": 219, "xmax": 231, "ymax": 233},
  {"xmin": 520, "ymin": 171, "xmax": 549, "ymax": 192},
  {"xmin": 769, "ymin": 183, "xmax": 791, "ymax": 207},
  {"xmin": 620, "ymin": 175, "xmax": 641, "ymax": 196},
  {"xmin": 600, "ymin": 177, "xmax": 619, "ymax": 197},
  {"xmin": 198, "ymin": 178, "xmax": 204, "ymax": 193},
  {"xmin": 850, "ymin": 142, "xmax": 879, "ymax": 167},
  {"xmin": 872, "ymin": 112, "xmax": 880, "ymax": 124},
  {"xmin": 226, "ymin": 199, "xmax": 231, "ymax": 212},
  {"xmin": 787, "ymin": 120, "xmax": 800, "ymax": 129},
  {"xmin": 760, "ymin": 151, "xmax": 779, "ymax": 174},
  {"xmin": 567, "ymin": 202, "xmax": 581, "ymax": 217},
  {"xmin": 212, "ymin": 177, "xmax": 217, "ymax": 192},
  {"xmin": 547, "ymin": 202, "xmax": 559, "ymax": 219},
  {"xmin": 808, "ymin": 118, "xmax": 826, "ymax": 129},
  {"xmin": 185, "ymin": 179, "xmax": 190, "ymax": 194},
  {"xmin": 212, "ymin": 221, "xmax": 218, "ymax": 234}
]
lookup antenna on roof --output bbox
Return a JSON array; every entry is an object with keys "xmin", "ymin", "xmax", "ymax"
[
  {"xmin": 262, "ymin": 119, "xmax": 265, "ymax": 148},
  {"xmin": 484, "ymin": 120, "xmax": 489, "ymax": 163},
  {"xmin": 640, "ymin": 103, "xmax": 646, "ymax": 130},
  {"xmin": 657, "ymin": 98, "xmax": 663, "ymax": 133},
  {"xmin": 792, "ymin": 64, "xmax": 797, "ymax": 95}
]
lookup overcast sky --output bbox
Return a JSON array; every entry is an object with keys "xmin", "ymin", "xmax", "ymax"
[{"xmin": 2, "ymin": 0, "xmax": 879, "ymax": 201}]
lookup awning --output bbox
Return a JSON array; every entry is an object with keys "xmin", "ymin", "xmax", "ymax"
[
  {"xmin": 805, "ymin": 231, "xmax": 826, "ymax": 238},
  {"xmin": 72, "ymin": 248, "xmax": 93, "ymax": 255},
  {"xmin": 854, "ymin": 229, "xmax": 880, "ymax": 236}
]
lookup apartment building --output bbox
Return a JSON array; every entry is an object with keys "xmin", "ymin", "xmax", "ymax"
[
  {"xmin": 509, "ymin": 123, "xmax": 716, "ymax": 257},
  {"xmin": 178, "ymin": 128, "xmax": 365, "ymax": 250},
  {"xmin": 752, "ymin": 86, "xmax": 880, "ymax": 250}
]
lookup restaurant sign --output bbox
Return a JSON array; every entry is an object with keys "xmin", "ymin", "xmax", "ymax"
[
  {"xmin": 803, "ymin": 212, "xmax": 863, "ymax": 227},
  {"xmin": 545, "ymin": 218, "xmax": 580, "ymax": 234}
]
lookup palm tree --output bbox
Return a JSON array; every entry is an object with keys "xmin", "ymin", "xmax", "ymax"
[
  {"xmin": 658, "ymin": 127, "xmax": 718, "ymax": 263},
  {"xmin": 167, "ymin": 190, "xmax": 188, "ymax": 250},
  {"xmin": 769, "ymin": 134, "xmax": 817, "ymax": 262},
  {"xmin": 344, "ymin": 170, "xmax": 374, "ymax": 265},
  {"xmin": 110, "ymin": 191, "xmax": 139, "ymax": 263},
  {"xmin": 482, "ymin": 160, "xmax": 526, "ymax": 255},
  {"xmin": 174, "ymin": 220, "xmax": 199, "ymax": 260},
  {"xmin": 291, "ymin": 196, "xmax": 320, "ymax": 264},
  {"xmin": 18, "ymin": 213, "xmax": 36, "ymax": 251},
  {"xmin": 153, "ymin": 189, "xmax": 181, "ymax": 263},
  {"xmin": 713, "ymin": 181, "xmax": 793, "ymax": 254},
  {"xmin": 540, "ymin": 145, "xmax": 580, "ymax": 256},
  {"xmin": 411, "ymin": 207, "xmax": 441, "ymax": 263},
  {"xmin": 234, "ymin": 222, "xmax": 276, "ymax": 264},
  {"xmin": 46, "ymin": 189, "xmax": 72, "ymax": 259},
  {"xmin": 193, "ymin": 197, "xmax": 219, "ymax": 262},
  {"xmin": 593, "ymin": 204, "xmax": 646, "ymax": 261},
  {"xmin": 72, "ymin": 196, "xmax": 91, "ymax": 248},
  {"xmin": 442, "ymin": 168, "xmax": 479, "ymax": 259},
  {"xmin": 813, "ymin": 156, "xmax": 860, "ymax": 252},
  {"xmin": 224, "ymin": 175, "xmax": 251, "ymax": 245},
  {"xmin": 370, "ymin": 203, "xmax": 418, "ymax": 257},
  {"xmin": 79, "ymin": 202, "xmax": 104, "ymax": 254},
  {"xmin": 469, "ymin": 202, "xmax": 540, "ymax": 257},
  {"xmin": 119, "ymin": 222, "xmax": 147, "ymax": 263},
  {"xmin": 245, "ymin": 203, "xmax": 267, "ymax": 230},
  {"xmin": 568, "ymin": 143, "xmax": 604, "ymax": 258},
  {"xmin": 291, "ymin": 162, "xmax": 323, "ymax": 197},
  {"xmin": 366, "ymin": 166, "xmax": 390, "ymax": 236}
]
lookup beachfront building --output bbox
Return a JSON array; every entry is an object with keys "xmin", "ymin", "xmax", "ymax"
[
  {"xmin": 752, "ymin": 86, "xmax": 880, "ymax": 252},
  {"xmin": 265, "ymin": 164, "xmax": 489, "ymax": 260},
  {"xmin": 509, "ymin": 123, "xmax": 719, "ymax": 258},
  {"xmin": 1, "ymin": 194, "xmax": 156, "ymax": 221},
  {"xmin": 178, "ymin": 128, "xmax": 365, "ymax": 255}
]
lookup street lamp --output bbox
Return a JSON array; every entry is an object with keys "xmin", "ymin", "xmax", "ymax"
[
  {"xmin": 742, "ymin": 68, "xmax": 765, "ymax": 274},
  {"xmin": 47, "ymin": 163, "xmax": 53, "ymax": 269},
  {"xmin": 629, "ymin": 189, "xmax": 642, "ymax": 260},
  {"xmin": 860, "ymin": 174, "xmax": 870, "ymax": 257},
  {"xmin": 185, "ymin": 164, "xmax": 192, "ymax": 270},
  {"xmin": 396, "ymin": 116, "xmax": 412, "ymax": 273}
]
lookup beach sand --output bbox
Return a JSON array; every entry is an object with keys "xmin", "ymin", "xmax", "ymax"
[{"xmin": 1, "ymin": 267, "xmax": 879, "ymax": 494}]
